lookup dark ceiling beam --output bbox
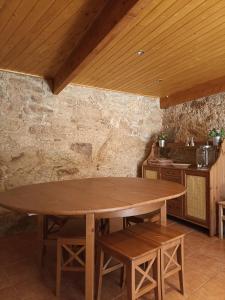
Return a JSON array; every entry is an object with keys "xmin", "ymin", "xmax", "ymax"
[
  {"xmin": 160, "ymin": 75, "xmax": 225, "ymax": 109},
  {"xmin": 53, "ymin": 0, "xmax": 149, "ymax": 94}
]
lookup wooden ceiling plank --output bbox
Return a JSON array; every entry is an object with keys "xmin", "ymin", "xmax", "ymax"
[
  {"xmin": 76, "ymin": 52, "xmax": 225, "ymax": 96},
  {"xmin": 158, "ymin": 56, "xmax": 225, "ymax": 95},
  {"xmin": 113, "ymin": 62, "xmax": 225, "ymax": 98},
  {"xmin": 53, "ymin": 0, "xmax": 151, "ymax": 94},
  {"xmin": 158, "ymin": 48, "xmax": 225, "ymax": 89},
  {"xmin": 75, "ymin": 0, "xmax": 175, "ymax": 76},
  {"xmin": 0, "ymin": 0, "xmax": 55, "ymax": 62},
  {"xmin": 97, "ymin": 44, "xmax": 225, "ymax": 94},
  {"xmin": 79, "ymin": 0, "xmax": 208, "ymax": 81},
  {"xmin": 117, "ymin": 65, "xmax": 225, "ymax": 98},
  {"xmin": 113, "ymin": 31, "xmax": 225, "ymax": 92},
  {"xmin": 160, "ymin": 75, "xmax": 225, "ymax": 108},
  {"xmin": 1, "ymin": 0, "xmax": 74, "ymax": 67},
  {"xmin": 71, "ymin": 81, "xmax": 157, "ymax": 99},
  {"xmin": 28, "ymin": 1, "xmax": 107, "ymax": 77},
  {"xmin": 3, "ymin": 0, "xmax": 82, "ymax": 71},
  {"xmin": 0, "ymin": 0, "xmax": 22, "ymax": 33},
  {"xmin": 98, "ymin": 64, "xmax": 225, "ymax": 97},
  {"xmin": 77, "ymin": 48, "xmax": 225, "ymax": 98},
  {"xmin": 91, "ymin": 4, "xmax": 225, "ymax": 89},
  {"xmin": 0, "ymin": 0, "xmax": 38, "ymax": 49},
  {"xmin": 17, "ymin": 0, "xmax": 106, "ymax": 76},
  {"xmin": 87, "ymin": 0, "xmax": 225, "ymax": 86},
  {"xmin": 1, "ymin": 0, "xmax": 225, "ymax": 99},
  {"xmin": 78, "ymin": 0, "xmax": 197, "ymax": 80}
]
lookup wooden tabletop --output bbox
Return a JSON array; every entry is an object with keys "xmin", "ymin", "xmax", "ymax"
[{"xmin": 0, "ymin": 177, "xmax": 185, "ymax": 216}]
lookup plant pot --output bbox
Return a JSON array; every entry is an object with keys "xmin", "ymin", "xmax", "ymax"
[
  {"xmin": 159, "ymin": 139, "xmax": 165, "ymax": 148},
  {"xmin": 213, "ymin": 136, "xmax": 221, "ymax": 146}
]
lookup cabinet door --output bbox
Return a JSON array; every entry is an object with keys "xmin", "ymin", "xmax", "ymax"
[
  {"xmin": 161, "ymin": 168, "xmax": 184, "ymax": 217},
  {"xmin": 184, "ymin": 171, "xmax": 209, "ymax": 226},
  {"xmin": 143, "ymin": 166, "xmax": 160, "ymax": 179}
]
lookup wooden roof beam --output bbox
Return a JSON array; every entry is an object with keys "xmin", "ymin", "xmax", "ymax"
[
  {"xmin": 53, "ymin": 0, "xmax": 148, "ymax": 94},
  {"xmin": 160, "ymin": 75, "xmax": 225, "ymax": 109}
]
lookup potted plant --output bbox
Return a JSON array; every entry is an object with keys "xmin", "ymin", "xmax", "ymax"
[
  {"xmin": 208, "ymin": 128, "xmax": 225, "ymax": 146},
  {"xmin": 158, "ymin": 132, "xmax": 167, "ymax": 148}
]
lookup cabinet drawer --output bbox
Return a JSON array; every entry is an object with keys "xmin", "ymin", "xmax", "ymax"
[
  {"xmin": 161, "ymin": 168, "xmax": 182, "ymax": 183},
  {"xmin": 161, "ymin": 168, "xmax": 183, "ymax": 217}
]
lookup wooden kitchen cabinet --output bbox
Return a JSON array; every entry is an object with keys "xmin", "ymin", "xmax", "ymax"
[{"xmin": 142, "ymin": 140, "xmax": 225, "ymax": 236}]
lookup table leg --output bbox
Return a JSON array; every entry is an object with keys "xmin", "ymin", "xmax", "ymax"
[
  {"xmin": 160, "ymin": 201, "xmax": 167, "ymax": 226},
  {"xmin": 86, "ymin": 213, "xmax": 95, "ymax": 300},
  {"xmin": 37, "ymin": 215, "xmax": 45, "ymax": 267}
]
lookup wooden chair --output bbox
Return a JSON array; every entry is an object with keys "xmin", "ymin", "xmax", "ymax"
[
  {"xmin": 127, "ymin": 222, "xmax": 185, "ymax": 299},
  {"xmin": 39, "ymin": 215, "xmax": 69, "ymax": 266},
  {"xmin": 218, "ymin": 201, "xmax": 225, "ymax": 239},
  {"xmin": 96, "ymin": 228, "xmax": 161, "ymax": 300},
  {"xmin": 56, "ymin": 218, "xmax": 86, "ymax": 297}
]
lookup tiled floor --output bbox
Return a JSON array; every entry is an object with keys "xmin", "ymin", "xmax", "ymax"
[{"xmin": 0, "ymin": 219, "xmax": 225, "ymax": 300}]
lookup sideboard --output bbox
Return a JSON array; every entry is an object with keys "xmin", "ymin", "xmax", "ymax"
[{"xmin": 142, "ymin": 140, "xmax": 225, "ymax": 236}]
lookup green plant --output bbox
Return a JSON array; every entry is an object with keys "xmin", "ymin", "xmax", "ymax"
[
  {"xmin": 158, "ymin": 132, "xmax": 167, "ymax": 140},
  {"xmin": 208, "ymin": 128, "xmax": 225, "ymax": 138}
]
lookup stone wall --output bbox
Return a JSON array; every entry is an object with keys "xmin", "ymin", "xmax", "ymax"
[
  {"xmin": 163, "ymin": 93, "xmax": 225, "ymax": 142},
  {"xmin": 0, "ymin": 71, "xmax": 162, "ymax": 233}
]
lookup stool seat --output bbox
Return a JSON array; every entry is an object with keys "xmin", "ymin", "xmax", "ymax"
[
  {"xmin": 97, "ymin": 229, "xmax": 160, "ymax": 261},
  {"xmin": 127, "ymin": 222, "xmax": 184, "ymax": 245}
]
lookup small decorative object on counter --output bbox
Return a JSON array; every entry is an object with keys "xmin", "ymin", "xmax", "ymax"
[
  {"xmin": 208, "ymin": 128, "xmax": 225, "ymax": 146},
  {"xmin": 158, "ymin": 132, "xmax": 167, "ymax": 148},
  {"xmin": 185, "ymin": 137, "xmax": 190, "ymax": 147},
  {"xmin": 196, "ymin": 145, "xmax": 216, "ymax": 168},
  {"xmin": 190, "ymin": 137, "xmax": 195, "ymax": 147}
]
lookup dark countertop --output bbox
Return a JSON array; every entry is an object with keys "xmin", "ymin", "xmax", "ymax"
[{"xmin": 144, "ymin": 162, "xmax": 210, "ymax": 172}]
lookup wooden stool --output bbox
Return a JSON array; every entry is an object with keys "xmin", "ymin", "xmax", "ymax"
[
  {"xmin": 127, "ymin": 222, "xmax": 185, "ymax": 299},
  {"xmin": 39, "ymin": 215, "xmax": 69, "ymax": 266},
  {"xmin": 124, "ymin": 210, "xmax": 160, "ymax": 228},
  {"xmin": 56, "ymin": 218, "xmax": 86, "ymax": 297},
  {"xmin": 96, "ymin": 228, "xmax": 161, "ymax": 300}
]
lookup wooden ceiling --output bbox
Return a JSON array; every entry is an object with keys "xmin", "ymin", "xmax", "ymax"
[
  {"xmin": 0, "ymin": 0, "xmax": 106, "ymax": 78},
  {"xmin": 1, "ymin": 0, "xmax": 225, "ymax": 107}
]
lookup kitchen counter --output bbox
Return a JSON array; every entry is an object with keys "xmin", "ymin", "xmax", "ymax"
[{"xmin": 144, "ymin": 162, "xmax": 210, "ymax": 172}]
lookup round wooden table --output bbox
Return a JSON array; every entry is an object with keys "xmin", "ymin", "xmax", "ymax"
[{"xmin": 0, "ymin": 177, "xmax": 185, "ymax": 300}]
